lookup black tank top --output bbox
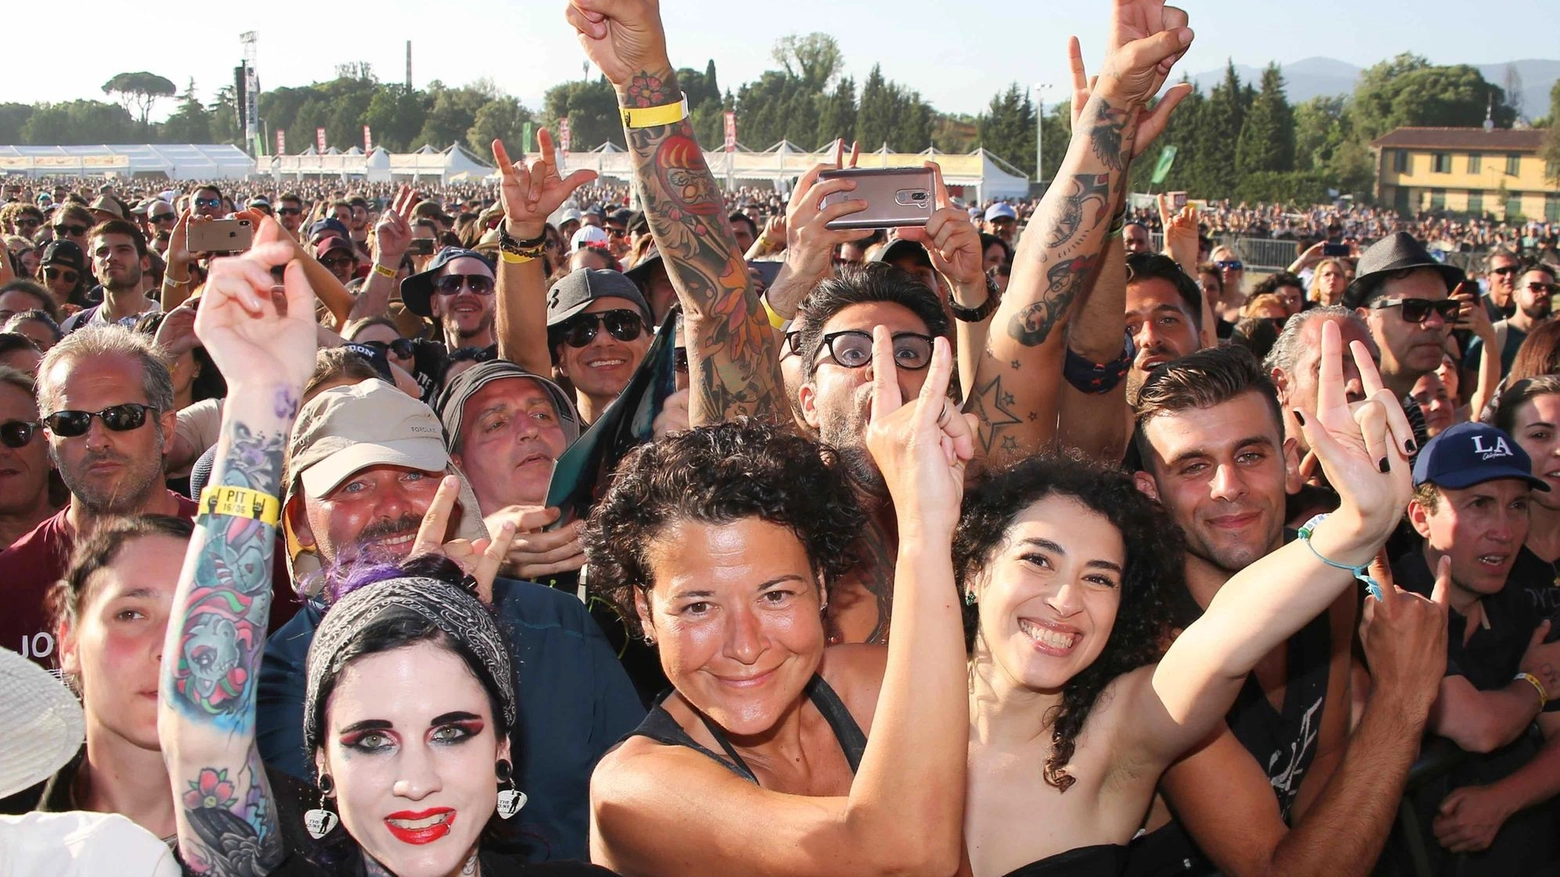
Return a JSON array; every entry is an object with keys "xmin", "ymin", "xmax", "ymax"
[
  {"xmin": 628, "ymin": 674, "xmax": 867, "ymax": 783},
  {"xmin": 1000, "ymin": 843, "xmax": 1129, "ymax": 877},
  {"xmin": 1123, "ymin": 611, "xmax": 1332, "ymax": 877}
]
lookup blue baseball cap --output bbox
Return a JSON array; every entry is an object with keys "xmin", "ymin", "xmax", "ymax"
[
  {"xmin": 307, "ymin": 217, "xmax": 352, "ymax": 243},
  {"xmin": 984, "ymin": 202, "xmax": 1017, "ymax": 222},
  {"xmin": 1412, "ymin": 421, "xmax": 1548, "ymax": 491}
]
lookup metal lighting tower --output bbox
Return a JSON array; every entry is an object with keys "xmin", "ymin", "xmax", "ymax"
[
  {"xmin": 241, "ymin": 32, "xmax": 260, "ymax": 155},
  {"xmin": 1033, "ymin": 83, "xmax": 1053, "ymax": 185}
]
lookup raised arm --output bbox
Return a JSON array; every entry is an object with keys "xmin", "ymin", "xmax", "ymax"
[
  {"xmin": 971, "ymin": 18, "xmax": 1192, "ymax": 468},
  {"xmin": 1054, "ymin": 233, "xmax": 1129, "ymax": 462},
  {"xmin": 348, "ymin": 186, "xmax": 416, "ymax": 322},
  {"xmin": 492, "ymin": 132, "xmax": 596, "ymax": 377},
  {"xmin": 571, "ymin": 0, "xmax": 785, "ymax": 426},
  {"xmin": 158, "ymin": 218, "xmax": 318, "ymax": 877},
  {"xmin": 1125, "ymin": 321, "xmax": 1415, "ymax": 764}
]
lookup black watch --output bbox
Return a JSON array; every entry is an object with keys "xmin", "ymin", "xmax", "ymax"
[{"xmin": 951, "ymin": 275, "xmax": 1002, "ymax": 323}]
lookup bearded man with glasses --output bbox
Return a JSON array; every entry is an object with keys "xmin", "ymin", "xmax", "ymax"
[
  {"xmin": 545, "ymin": 268, "xmax": 654, "ymax": 425},
  {"xmin": 1467, "ymin": 263, "xmax": 1558, "ymax": 378},
  {"xmin": 0, "ymin": 326, "xmax": 193, "ymax": 669},
  {"xmin": 396, "ymin": 247, "xmax": 503, "ymax": 403}
]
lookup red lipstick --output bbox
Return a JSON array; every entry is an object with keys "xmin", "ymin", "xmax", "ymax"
[{"xmin": 384, "ymin": 808, "xmax": 456, "ymax": 845}]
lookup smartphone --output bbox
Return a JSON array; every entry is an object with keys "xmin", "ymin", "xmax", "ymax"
[
  {"xmin": 188, "ymin": 219, "xmax": 253, "ymax": 254},
  {"xmin": 818, "ymin": 167, "xmax": 934, "ymax": 230},
  {"xmin": 1322, "ymin": 243, "xmax": 1351, "ymax": 257},
  {"xmin": 748, "ymin": 259, "xmax": 783, "ymax": 288},
  {"xmin": 1169, "ymin": 191, "xmax": 1188, "ymax": 210},
  {"xmin": 408, "ymin": 238, "xmax": 436, "ymax": 256}
]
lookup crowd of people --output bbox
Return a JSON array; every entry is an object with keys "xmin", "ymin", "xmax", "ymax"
[{"xmin": 1, "ymin": 1, "xmax": 1559, "ymax": 876}]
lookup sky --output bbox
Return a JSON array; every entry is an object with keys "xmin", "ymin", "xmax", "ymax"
[{"xmin": 2, "ymin": 0, "xmax": 1555, "ymax": 123}]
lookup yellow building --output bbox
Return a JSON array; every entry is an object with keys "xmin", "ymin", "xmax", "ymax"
[{"xmin": 1371, "ymin": 127, "xmax": 1559, "ymax": 222}]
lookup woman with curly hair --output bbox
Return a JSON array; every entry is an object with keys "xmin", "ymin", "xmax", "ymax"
[
  {"xmin": 582, "ymin": 333, "xmax": 974, "ymax": 877},
  {"xmin": 958, "ymin": 321, "xmax": 1415, "ymax": 877}
]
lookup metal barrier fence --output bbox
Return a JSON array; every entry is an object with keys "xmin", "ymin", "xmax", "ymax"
[{"xmin": 1147, "ymin": 234, "xmax": 1300, "ymax": 271}]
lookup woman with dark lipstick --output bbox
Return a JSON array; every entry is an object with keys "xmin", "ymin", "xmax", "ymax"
[{"xmin": 156, "ymin": 217, "xmax": 611, "ymax": 877}]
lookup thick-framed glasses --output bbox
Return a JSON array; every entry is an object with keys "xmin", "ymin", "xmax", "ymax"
[
  {"xmin": 44, "ymin": 267, "xmax": 78, "ymax": 284},
  {"xmin": 1368, "ymin": 298, "xmax": 1460, "ymax": 324},
  {"xmin": 556, "ymin": 309, "xmax": 645, "ymax": 348},
  {"xmin": 813, "ymin": 330, "xmax": 935, "ymax": 371},
  {"xmin": 433, "ymin": 274, "xmax": 495, "ymax": 296},
  {"xmin": 1, "ymin": 420, "xmax": 39, "ymax": 448},
  {"xmin": 783, "ymin": 330, "xmax": 803, "ymax": 358},
  {"xmin": 41, "ymin": 403, "xmax": 158, "ymax": 437},
  {"xmin": 277, "ymin": 207, "xmax": 303, "ymax": 217}
]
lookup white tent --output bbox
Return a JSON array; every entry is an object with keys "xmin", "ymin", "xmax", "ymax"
[
  {"xmin": 266, "ymin": 143, "xmax": 494, "ymax": 184},
  {"xmin": 0, "ymin": 144, "xmax": 255, "ymax": 179}
]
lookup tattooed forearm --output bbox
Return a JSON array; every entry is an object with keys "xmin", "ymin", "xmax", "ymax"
[
  {"xmin": 1009, "ymin": 254, "xmax": 1100, "ymax": 347},
  {"xmin": 622, "ymin": 67, "xmax": 786, "ymax": 427},
  {"xmin": 181, "ymin": 750, "xmax": 284, "ymax": 876},
  {"xmin": 1044, "ymin": 173, "xmax": 1112, "ymax": 251},
  {"xmin": 1088, "ymin": 99, "xmax": 1136, "ymax": 173}
]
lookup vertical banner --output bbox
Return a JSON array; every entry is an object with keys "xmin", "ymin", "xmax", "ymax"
[
  {"xmin": 521, "ymin": 121, "xmax": 534, "ymax": 154},
  {"xmin": 559, "ymin": 117, "xmax": 572, "ymax": 155},
  {"xmin": 363, "ymin": 125, "xmax": 373, "ymax": 153},
  {"xmin": 724, "ymin": 111, "xmax": 737, "ymax": 152},
  {"xmin": 1151, "ymin": 145, "xmax": 1178, "ymax": 186},
  {"xmin": 316, "ymin": 127, "xmax": 327, "ymax": 153},
  {"xmin": 276, "ymin": 129, "xmax": 286, "ymax": 154}
]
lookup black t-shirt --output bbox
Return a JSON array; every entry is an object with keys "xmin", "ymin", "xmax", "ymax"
[
  {"xmin": 1509, "ymin": 545, "xmax": 1560, "ymax": 617},
  {"xmin": 1391, "ymin": 550, "xmax": 1540, "ymax": 686}
]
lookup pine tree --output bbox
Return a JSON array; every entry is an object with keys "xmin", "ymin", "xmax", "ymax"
[
  {"xmin": 1235, "ymin": 63, "xmax": 1295, "ymax": 176},
  {"xmin": 855, "ymin": 65, "xmax": 893, "ymax": 150},
  {"xmin": 816, "ymin": 77, "xmax": 857, "ymax": 149},
  {"xmin": 1193, "ymin": 61, "xmax": 1245, "ymax": 198},
  {"xmin": 977, "ymin": 83, "xmax": 1036, "ymax": 178}
]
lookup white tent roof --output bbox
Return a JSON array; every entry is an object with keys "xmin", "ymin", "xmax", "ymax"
[
  {"xmin": 268, "ymin": 142, "xmax": 494, "ymax": 183},
  {"xmin": 0, "ymin": 144, "xmax": 255, "ymax": 179}
]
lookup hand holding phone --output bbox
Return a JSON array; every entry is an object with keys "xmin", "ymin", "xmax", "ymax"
[
  {"xmin": 818, "ymin": 167, "xmax": 935, "ymax": 230},
  {"xmin": 187, "ymin": 218, "xmax": 254, "ymax": 254}
]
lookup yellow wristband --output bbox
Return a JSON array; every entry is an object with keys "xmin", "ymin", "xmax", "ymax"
[
  {"xmin": 500, "ymin": 250, "xmax": 537, "ymax": 265},
  {"xmin": 198, "ymin": 485, "xmax": 281, "ymax": 527},
  {"xmin": 761, "ymin": 294, "xmax": 787, "ymax": 330},
  {"xmin": 1517, "ymin": 672, "xmax": 1548, "ymax": 709},
  {"xmin": 621, "ymin": 95, "xmax": 689, "ymax": 129},
  {"xmin": 372, "ymin": 262, "xmax": 396, "ymax": 279}
]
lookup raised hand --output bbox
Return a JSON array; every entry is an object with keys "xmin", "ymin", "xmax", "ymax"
[
  {"xmin": 900, "ymin": 163, "xmax": 983, "ymax": 293},
  {"xmin": 193, "ymin": 217, "xmax": 318, "ymax": 396},
  {"xmin": 494, "ymin": 129, "xmax": 598, "ymax": 240},
  {"xmin": 411, "ymin": 475, "xmax": 517, "ymax": 603},
  {"xmin": 1103, "ymin": 0, "xmax": 1193, "ymax": 96},
  {"xmin": 1294, "ymin": 320, "xmax": 1415, "ymax": 541},
  {"xmin": 485, "ymin": 506, "xmax": 588, "ymax": 580},
  {"xmin": 1359, "ymin": 553, "xmax": 1450, "ymax": 719},
  {"xmin": 784, "ymin": 144, "xmax": 871, "ymax": 284},
  {"xmin": 565, "ymin": 0, "xmax": 672, "ymax": 89},
  {"xmin": 1068, "ymin": 34, "xmax": 1192, "ymax": 160},
  {"xmin": 154, "ymin": 302, "xmax": 200, "ymax": 357},
  {"xmin": 865, "ymin": 329, "xmax": 977, "ymax": 536},
  {"xmin": 371, "ymin": 185, "xmax": 417, "ymax": 267},
  {"xmin": 166, "ymin": 208, "xmax": 196, "ymax": 279}
]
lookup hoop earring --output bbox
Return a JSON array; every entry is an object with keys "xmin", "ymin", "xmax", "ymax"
[
  {"xmin": 495, "ymin": 759, "xmax": 526, "ymax": 819},
  {"xmin": 305, "ymin": 773, "xmax": 340, "ymax": 838}
]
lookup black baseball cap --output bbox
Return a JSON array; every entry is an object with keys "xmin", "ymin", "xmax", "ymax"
[
  {"xmin": 401, "ymin": 247, "xmax": 497, "ymax": 318},
  {"xmin": 545, "ymin": 269, "xmax": 652, "ymax": 327},
  {"xmin": 39, "ymin": 239, "xmax": 85, "ymax": 273}
]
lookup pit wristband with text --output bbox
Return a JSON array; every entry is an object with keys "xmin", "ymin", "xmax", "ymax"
[
  {"xmin": 198, "ymin": 485, "xmax": 281, "ymax": 527},
  {"xmin": 621, "ymin": 95, "xmax": 689, "ymax": 129}
]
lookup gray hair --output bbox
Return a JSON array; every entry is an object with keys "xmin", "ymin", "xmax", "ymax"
[
  {"xmin": 36, "ymin": 325, "xmax": 174, "ymax": 415},
  {"xmin": 1485, "ymin": 246, "xmax": 1519, "ymax": 270},
  {"xmin": 1264, "ymin": 305, "xmax": 1372, "ymax": 377}
]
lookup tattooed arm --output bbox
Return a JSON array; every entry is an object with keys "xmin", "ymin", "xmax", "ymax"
[
  {"xmin": 160, "ymin": 220, "xmax": 318, "ymax": 877},
  {"xmin": 1054, "ymin": 233, "xmax": 1130, "ymax": 463}
]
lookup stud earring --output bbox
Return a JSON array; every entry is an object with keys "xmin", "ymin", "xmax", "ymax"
[
  {"xmin": 304, "ymin": 773, "xmax": 340, "ymax": 838},
  {"xmin": 495, "ymin": 759, "xmax": 526, "ymax": 819},
  {"xmin": 964, "ymin": 590, "xmax": 977, "ymax": 606}
]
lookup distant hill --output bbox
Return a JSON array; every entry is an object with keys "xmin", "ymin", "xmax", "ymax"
[{"xmin": 1186, "ymin": 57, "xmax": 1559, "ymax": 120}]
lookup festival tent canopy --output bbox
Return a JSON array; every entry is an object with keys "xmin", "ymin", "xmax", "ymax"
[
  {"xmin": 266, "ymin": 143, "xmax": 495, "ymax": 184},
  {"xmin": 0, "ymin": 144, "xmax": 255, "ymax": 179}
]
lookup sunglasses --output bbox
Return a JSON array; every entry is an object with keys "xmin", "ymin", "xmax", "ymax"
[
  {"xmin": 320, "ymin": 255, "xmax": 356, "ymax": 269},
  {"xmin": 360, "ymin": 338, "xmax": 415, "ymax": 360},
  {"xmin": 1368, "ymin": 297, "xmax": 1460, "ymax": 324},
  {"xmin": 1215, "ymin": 260, "xmax": 1244, "ymax": 272},
  {"xmin": 151, "ymin": 212, "xmax": 177, "ymax": 223},
  {"xmin": 1, "ymin": 420, "xmax": 39, "ymax": 449},
  {"xmin": 14, "ymin": 218, "xmax": 40, "ymax": 229},
  {"xmin": 194, "ymin": 197, "xmax": 222, "ymax": 209},
  {"xmin": 447, "ymin": 346, "xmax": 498, "ymax": 365},
  {"xmin": 814, "ymin": 330, "xmax": 935, "ymax": 371},
  {"xmin": 1491, "ymin": 265, "xmax": 1522, "ymax": 277},
  {"xmin": 433, "ymin": 273, "xmax": 495, "ymax": 296},
  {"xmin": 44, "ymin": 267, "xmax": 78, "ymax": 283},
  {"xmin": 41, "ymin": 403, "xmax": 158, "ymax": 437},
  {"xmin": 278, "ymin": 207, "xmax": 303, "ymax": 216},
  {"xmin": 53, "ymin": 224, "xmax": 87, "ymax": 237},
  {"xmin": 556, "ymin": 309, "xmax": 645, "ymax": 348},
  {"xmin": 1527, "ymin": 281, "xmax": 1559, "ymax": 295}
]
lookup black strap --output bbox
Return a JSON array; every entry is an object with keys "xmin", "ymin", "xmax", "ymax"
[{"xmin": 804, "ymin": 674, "xmax": 867, "ymax": 773}]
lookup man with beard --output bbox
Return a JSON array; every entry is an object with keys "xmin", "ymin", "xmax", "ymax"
[
  {"xmin": 257, "ymin": 378, "xmax": 642, "ymax": 860},
  {"xmin": 1467, "ymin": 263, "xmax": 1556, "ymax": 377},
  {"xmin": 1124, "ymin": 252, "xmax": 1202, "ymax": 402},
  {"xmin": 1125, "ymin": 343, "xmax": 1447, "ymax": 877},
  {"xmin": 275, "ymin": 192, "xmax": 306, "ymax": 238},
  {"xmin": 60, "ymin": 222, "xmax": 158, "ymax": 333},
  {"xmin": 0, "ymin": 326, "xmax": 191, "ymax": 668},
  {"xmin": 545, "ymin": 269, "xmax": 653, "ymax": 425}
]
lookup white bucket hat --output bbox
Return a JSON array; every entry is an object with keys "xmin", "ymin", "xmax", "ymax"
[{"xmin": 0, "ymin": 649, "xmax": 84, "ymax": 798}]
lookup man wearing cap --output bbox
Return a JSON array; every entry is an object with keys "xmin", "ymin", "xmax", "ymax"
[
  {"xmin": 546, "ymin": 268, "xmax": 653, "ymax": 425},
  {"xmin": 872, "ymin": 239, "xmax": 941, "ymax": 298},
  {"xmin": 312, "ymin": 233, "xmax": 359, "ymax": 287},
  {"xmin": 606, "ymin": 207, "xmax": 633, "ymax": 260},
  {"xmin": 398, "ymin": 247, "xmax": 500, "ymax": 399},
  {"xmin": 437, "ymin": 361, "xmax": 587, "ymax": 583},
  {"xmin": 623, "ymin": 244, "xmax": 677, "ymax": 322},
  {"xmin": 142, "ymin": 200, "xmax": 178, "ymax": 242},
  {"xmin": 554, "ymin": 206, "xmax": 583, "ymax": 244},
  {"xmin": 1394, "ymin": 421, "xmax": 1560, "ymax": 871},
  {"xmin": 983, "ymin": 201, "xmax": 1018, "ymax": 243},
  {"xmin": 246, "ymin": 196, "xmax": 274, "ymax": 218},
  {"xmin": 36, "ymin": 239, "xmax": 93, "ymax": 310},
  {"xmin": 1345, "ymin": 232, "xmax": 1467, "ymax": 448},
  {"xmin": 257, "ymin": 378, "xmax": 642, "ymax": 861}
]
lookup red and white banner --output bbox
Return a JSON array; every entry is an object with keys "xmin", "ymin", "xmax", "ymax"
[
  {"xmin": 559, "ymin": 117, "xmax": 571, "ymax": 154},
  {"xmin": 276, "ymin": 129, "xmax": 286, "ymax": 154},
  {"xmin": 724, "ymin": 111, "xmax": 737, "ymax": 152},
  {"xmin": 315, "ymin": 127, "xmax": 327, "ymax": 153},
  {"xmin": 363, "ymin": 125, "xmax": 373, "ymax": 153}
]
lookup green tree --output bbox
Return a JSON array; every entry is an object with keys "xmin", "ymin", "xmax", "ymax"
[
  {"xmin": 362, "ymin": 84, "xmax": 427, "ymax": 151},
  {"xmin": 1350, "ymin": 54, "xmax": 1515, "ymax": 141},
  {"xmin": 771, "ymin": 33, "xmax": 843, "ymax": 93},
  {"xmin": 855, "ymin": 65, "xmax": 893, "ymax": 150},
  {"xmin": 468, "ymin": 96, "xmax": 532, "ymax": 156},
  {"xmin": 0, "ymin": 103, "xmax": 34, "ymax": 144},
  {"xmin": 892, "ymin": 88, "xmax": 933, "ymax": 152},
  {"xmin": 1292, "ymin": 95, "xmax": 1349, "ymax": 172},
  {"xmin": 816, "ymin": 77, "xmax": 857, "ymax": 148},
  {"xmin": 977, "ymin": 84, "xmax": 1037, "ymax": 178},
  {"xmin": 541, "ymin": 76, "xmax": 624, "ymax": 150},
  {"xmin": 1235, "ymin": 64, "xmax": 1295, "ymax": 176},
  {"xmin": 208, "ymin": 84, "xmax": 241, "ymax": 146},
  {"xmin": 1541, "ymin": 80, "xmax": 1560, "ymax": 184},
  {"xmin": 416, "ymin": 83, "xmax": 491, "ymax": 149},
  {"xmin": 162, "ymin": 80, "xmax": 210, "ymax": 143},
  {"xmin": 19, "ymin": 100, "xmax": 134, "ymax": 144},
  {"xmin": 1192, "ymin": 62, "xmax": 1246, "ymax": 198},
  {"xmin": 102, "ymin": 72, "xmax": 177, "ymax": 127},
  {"xmin": 1128, "ymin": 80, "xmax": 1204, "ymax": 193}
]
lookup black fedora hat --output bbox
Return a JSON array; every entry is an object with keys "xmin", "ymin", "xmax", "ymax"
[
  {"xmin": 400, "ymin": 247, "xmax": 496, "ymax": 318},
  {"xmin": 1342, "ymin": 232, "xmax": 1465, "ymax": 309}
]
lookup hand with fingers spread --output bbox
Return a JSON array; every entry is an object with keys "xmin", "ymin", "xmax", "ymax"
[
  {"xmin": 410, "ymin": 475, "xmax": 517, "ymax": 603},
  {"xmin": 371, "ymin": 185, "xmax": 417, "ymax": 270},
  {"xmin": 1359, "ymin": 553, "xmax": 1450, "ymax": 720},
  {"xmin": 865, "ymin": 329, "xmax": 977, "ymax": 537},
  {"xmin": 1068, "ymin": 33, "xmax": 1193, "ymax": 161},
  {"xmin": 484, "ymin": 506, "xmax": 588, "ymax": 581},
  {"xmin": 1294, "ymin": 320, "xmax": 1416, "ymax": 556},
  {"xmin": 194, "ymin": 217, "xmax": 319, "ymax": 394},
  {"xmin": 899, "ymin": 164, "xmax": 985, "ymax": 299},
  {"xmin": 494, "ymin": 129, "xmax": 599, "ymax": 241}
]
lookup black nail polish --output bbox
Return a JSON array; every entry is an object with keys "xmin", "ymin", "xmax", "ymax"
[
  {"xmin": 1404, "ymin": 440, "xmax": 1417, "ymax": 455},
  {"xmin": 1378, "ymin": 457, "xmax": 1391, "ymax": 474},
  {"xmin": 1293, "ymin": 410, "xmax": 1306, "ymax": 426}
]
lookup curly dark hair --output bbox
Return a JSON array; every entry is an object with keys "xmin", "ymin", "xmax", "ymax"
[
  {"xmin": 953, "ymin": 455, "xmax": 1193, "ymax": 792},
  {"xmin": 582, "ymin": 422, "xmax": 865, "ymax": 634}
]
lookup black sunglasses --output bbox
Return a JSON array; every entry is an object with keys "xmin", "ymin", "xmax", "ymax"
[
  {"xmin": 14, "ymin": 217, "xmax": 40, "ymax": 228},
  {"xmin": 151, "ymin": 212, "xmax": 177, "ymax": 223},
  {"xmin": 1527, "ymin": 281, "xmax": 1559, "ymax": 295},
  {"xmin": 433, "ymin": 274, "xmax": 495, "ymax": 296},
  {"xmin": 447, "ymin": 346, "xmax": 498, "ymax": 365},
  {"xmin": 556, "ymin": 309, "xmax": 645, "ymax": 348},
  {"xmin": 277, "ymin": 207, "xmax": 303, "ymax": 216},
  {"xmin": 814, "ymin": 330, "xmax": 935, "ymax": 371},
  {"xmin": 360, "ymin": 338, "xmax": 415, "ymax": 360},
  {"xmin": 41, "ymin": 403, "xmax": 158, "ymax": 437},
  {"xmin": 1491, "ymin": 265, "xmax": 1522, "ymax": 277},
  {"xmin": 1, "ymin": 420, "xmax": 39, "ymax": 449},
  {"xmin": 44, "ymin": 267, "xmax": 78, "ymax": 282},
  {"xmin": 53, "ymin": 224, "xmax": 87, "ymax": 237},
  {"xmin": 320, "ymin": 255, "xmax": 356, "ymax": 269},
  {"xmin": 1368, "ymin": 297, "xmax": 1460, "ymax": 324}
]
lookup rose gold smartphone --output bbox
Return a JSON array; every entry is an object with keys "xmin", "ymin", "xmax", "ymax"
[{"xmin": 818, "ymin": 167, "xmax": 935, "ymax": 230}]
